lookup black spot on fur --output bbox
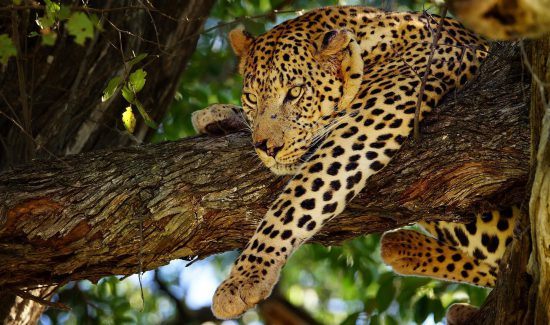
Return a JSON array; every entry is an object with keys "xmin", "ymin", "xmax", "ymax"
[
  {"xmin": 500, "ymin": 207, "xmax": 514, "ymax": 218},
  {"xmin": 281, "ymin": 230, "xmax": 292, "ymax": 239},
  {"xmin": 370, "ymin": 160, "xmax": 384, "ymax": 171},
  {"xmin": 327, "ymin": 162, "xmax": 342, "ymax": 175},
  {"xmin": 262, "ymin": 225, "xmax": 274, "ymax": 235},
  {"xmin": 309, "ymin": 162, "xmax": 323, "ymax": 173},
  {"xmin": 283, "ymin": 207, "xmax": 295, "ymax": 224},
  {"xmin": 454, "ymin": 227, "xmax": 469, "ymax": 246},
  {"xmin": 323, "ymin": 202, "xmax": 338, "ymax": 214},
  {"xmin": 481, "ymin": 234, "xmax": 499, "ymax": 253},
  {"xmin": 306, "ymin": 221, "xmax": 316, "ymax": 231},
  {"xmin": 473, "ymin": 248, "xmax": 487, "ymax": 260},
  {"xmin": 312, "ymin": 178, "xmax": 324, "ymax": 191},
  {"xmin": 332, "ymin": 146, "xmax": 345, "ymax": 157},
  {"xmin": 465, "ymin": 220, "xmax": 477, "ymax": 235},
  {"xmin": 366, "ymin": 151, "xmax": 378, "ymax": 159},
  {"xmin": 297, "ymin": 215, "xmax": 312, "ymax": 228},
  {"xmin": 481, "ymin": 212, "xmax": 492, "ymax": 222},
  {"xmin": 300, "ymin": 199, "xmax": 316, "ymax": 210},
  {"xmin": 294, "ymin": 186, "xmax": 306, "ymax": 197},
  {"xmin": 497, "ymin": 219, "xmax": 509, "ymax": 231}
]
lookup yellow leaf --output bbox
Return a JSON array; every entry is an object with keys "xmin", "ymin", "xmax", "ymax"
[{"xmin": 122, "ymin": 106, "xmax": 136, "ymax": 133}]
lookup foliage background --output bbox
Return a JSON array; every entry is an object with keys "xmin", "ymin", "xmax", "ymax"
[{"xmin": 36, "ymin": 0, "xmax": 489, "ymax": 324}]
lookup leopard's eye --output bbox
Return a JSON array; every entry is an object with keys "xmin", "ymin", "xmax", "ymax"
[
  {"xmin": 286, "ymin": 86, "xmax": 304, "ymax": 102},
  {"xmin": 243, "ymin": 92, "xmax": 257, "ymax": 106}
]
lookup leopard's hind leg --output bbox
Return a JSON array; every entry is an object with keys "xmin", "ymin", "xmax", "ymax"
[
  {"xmin": 419, "ymin": 207, "xmax": 519, "ymax": 268},
  {"xmin": 381, "ymin": 228, "xmax": 497, "ymax": 287},
  {"xmin": 381, "ymin": 206, "xmax": 520, "ymax": 287}
]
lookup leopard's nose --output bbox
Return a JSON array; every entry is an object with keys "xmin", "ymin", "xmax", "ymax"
[{"xmin": 254, "ymin": 139, "xmax": 283, "ymax": 158}]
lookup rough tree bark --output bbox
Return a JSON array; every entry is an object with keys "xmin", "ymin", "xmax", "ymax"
[
  {"xmin": 0, "ymin": 43, "xmax": 530, "ymax": 298},
  {"xmin": 526, "ymin": 36, "xmax": 550, "ymax": 324},
  {"xmin": 0, "ymin": 1, "xmax": 215, "ymax": 323}
]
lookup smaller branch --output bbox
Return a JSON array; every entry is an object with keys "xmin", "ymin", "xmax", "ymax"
[
  {"xmin": 153, "ymin": 270, "xmax": 187, "ymax": 321},
  {"xmin": 10, "ymin": 9, "xmax": 33, "ymax": 160},
  {"xmin": 0, "ymin": 108, "xmax": 67, "ymax": 167},
  {"xmin": 139, "ymin": 0, "xmax": 162, "ymax": 53},
  {"xmin": 0, "ymin": 4, "xmax": 149, "ymax": 13},
  {"xmin": 153, "ymin": 270, "xmax": 218, "ymax": 322},
  {"xmin": 414, "ymin": 7, "xmax": 447, "ymax": 141},
  {"xmin": 520, "ymin": 41, "xmax": 549, "ymax": 106},
  {"xmin": 8, "ymin": 289, "xmax": 70, "ymax": 311}
]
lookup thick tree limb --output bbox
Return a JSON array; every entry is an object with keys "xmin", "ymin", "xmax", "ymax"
[{"xmin": 0, "ymin": 43, "xmax": 529, "ymax": 292}]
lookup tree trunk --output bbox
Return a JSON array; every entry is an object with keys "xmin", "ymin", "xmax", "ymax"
[
  {"xmin": 452, "ymin": 38, "xmax": 549, "ymax": 325},
  {"xmin": 0, "ymin": 1, "xmax": 215, "ymax": 323},
  {"xmin": 527, "ymin": 36, "xmax": 550, "ymax": 324},
  {"xmin": 0, "ymin": 43, "xmax": 530, "ymax": 292}
]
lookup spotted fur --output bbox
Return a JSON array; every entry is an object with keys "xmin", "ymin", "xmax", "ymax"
[
  {"xmin": 382, "ymin": 207, "xmax": 520, "ymax": 288},
  {"xmin": 200, "ymin": 6, "xmax": 498, "ymax": 319}
]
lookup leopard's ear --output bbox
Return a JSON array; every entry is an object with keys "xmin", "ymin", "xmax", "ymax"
[
  {"xmin": 229, "ymin": 28, "xmax": 255, "ymax": 57},
  {"xmin": 316, "ymin": 29, "xmax": 364, "ymax": 112}
]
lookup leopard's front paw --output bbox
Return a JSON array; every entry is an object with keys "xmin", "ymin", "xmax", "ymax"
[
  {"xmin": 211, "ymin": 261, "xmax": 282, "ymax": 319},
  {"xmin": 191, "ymin": 104, "xmax": 245, "ymax": 136}
]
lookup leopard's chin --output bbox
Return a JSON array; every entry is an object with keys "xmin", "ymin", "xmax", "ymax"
[
  {"xmin": 268, "ymin": 162, "xmax": 302, "ymax": 175},
  {"xmin": 260, "ymin": 139, "xmax": 323, "ymax": 176},
  {"xmin": 268, "ymin": 141, "xmax": 324, "ymax": 175}
]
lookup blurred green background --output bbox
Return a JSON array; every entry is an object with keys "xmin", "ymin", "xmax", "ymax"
[{"xmin": 42, "ymin": 0, "xmax": 489, "ymax": 324}]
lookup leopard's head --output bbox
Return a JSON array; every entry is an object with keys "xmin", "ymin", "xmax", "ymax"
[{"xmin": 230, "ymin": 25, "xmax": 363, "ymax": 175}]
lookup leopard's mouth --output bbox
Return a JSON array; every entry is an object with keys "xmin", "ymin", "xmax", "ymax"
[{"xmin": 265, "ymin": 137, "xmax": 326, "ymax": 175}]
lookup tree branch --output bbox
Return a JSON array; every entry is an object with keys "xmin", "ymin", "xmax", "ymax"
[{"xmin": 0, "ymin": 43, "xmax": 529, "ymax": 291}]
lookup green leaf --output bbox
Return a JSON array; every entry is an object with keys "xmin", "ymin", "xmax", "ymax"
[
  {"xmin": 413, "ymin": 296, "xmax": 430, "ymax": 324},
  {"xmin": 429, "ymin": 298, "xmax": 445, "ymax": 322},
  {"xmin": 44, "ymin": 0, "xmax": 60, "ymax": 17},
  {"xmin": 58, "ymin": 5, "xmax": 71, "ymax": 20},
  {"xmin": 369, "ymin": 314, "xmax": 381, "ymax": 325},
  {"xmin": 36, "ymin": 16, "xmax": 54, "ymax": 29},
  {"xmin": 128, "ymin": 69, "xmax": 147, "ymax": 93},
  {"xmin": 375, "ymin": 277, "xmax": 395, "ymax": 312},
  {"xmin": 0, "ymin": 34, "xmax": 16, "ymax": 65},
  {"xmin": 363, "ymin": 297, "xmax": 377, "ymax": 314},
  {"xmin": 88, "ymin": 14, "xmax": 100, "ymax": 30},
  {"xmin": 102, "ymin": 76, "xmax": 122, "ymax": 102},
  {"xmin": 41, "ymin": 31, "xmax": 57, "ymax": 46},
  {"xmin": 134, "ymin": 100, "xmax": 157, "ymax": 129},
  {"xmin": 36, "ymin": 0, "xmax": 60, "ymax": 29},
  {"xmin": 121, "ymin": 85, "xmax": 135, "ymax": 104},
  {"xmin": 340, "ymin": 312, "xmax": 361, "ymax": 325},
  {"xmin": 385, "ymin": 315, "xmax": 399, "ymax": 325},
  {"xmin": 12, "ymin": 0, "xmax": 22, "ymax": 5},
  {"xmin": 66, "ymin": 12, "xmax": 94, "ymax": 45},
  {"xmin": 126, "ymin": 53, "xmax": 148, "ymax": 68}
]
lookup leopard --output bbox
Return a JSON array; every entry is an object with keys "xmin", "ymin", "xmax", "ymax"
[{"xmin": 191, "ymin": 5, "xmax": 520, "ymax": 320}]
